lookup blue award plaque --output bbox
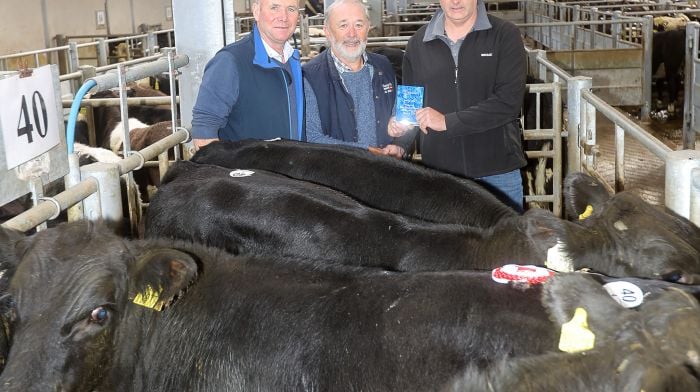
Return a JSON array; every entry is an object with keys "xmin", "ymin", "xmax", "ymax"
[{"xmin": 395, "ymin": 85, "xmax": 424, "ymax": 125}]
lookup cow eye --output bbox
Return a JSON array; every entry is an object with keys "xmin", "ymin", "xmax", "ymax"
[{"xmin": 89, "ymin": 307, "xmax": 109, "ymax": 324}]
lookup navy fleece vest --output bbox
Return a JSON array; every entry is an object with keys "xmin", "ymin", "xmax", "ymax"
[
  {"xmin": 219, "ymin": 28, "xmax": 304, "ymax": 141},
  {"xmin": 303, "ymin": 51, "xmax": 396, "ymax": 146}
]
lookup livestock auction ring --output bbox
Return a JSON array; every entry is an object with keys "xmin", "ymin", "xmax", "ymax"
[{"xmin": 2, "ymin": 0, "xmax": 700, "ymax": 390}]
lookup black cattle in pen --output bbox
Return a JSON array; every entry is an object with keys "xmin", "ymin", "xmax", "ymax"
[
  {"xmin": 652, "ymin": 28, "xmax": 686, "ymax": 116},
  {"xmin": 191, "ymin": 139, "xmax": 518, "ymax": 228},
  {"xmin": 145, "ymin": 160, "xmax": 700, "ymax": 281},
  {"xmin": 191, "ymin": 140, "xmax": 700, "ymax": 282},
  {"xmin": 2, "ymin": 221, "xmax": 700, "ymax": 391}
]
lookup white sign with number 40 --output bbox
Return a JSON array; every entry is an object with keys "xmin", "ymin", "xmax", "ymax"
[{"xmin": 0, "ymin": 65, "xmax": 60, "ymax": 170}]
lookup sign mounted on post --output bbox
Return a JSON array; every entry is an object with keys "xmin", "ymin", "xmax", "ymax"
[
  {"xmin": 0, "ymin": 65, "xmax": 60, "ymax": 170},
  {"xmin": 0, "ymin": 64, "xmax": 68, "ymax": 207}
]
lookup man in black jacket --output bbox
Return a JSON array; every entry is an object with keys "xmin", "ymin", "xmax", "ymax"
[{"xmin": 389, "ymin": 0, "xmax": 527, "ymax": 211}]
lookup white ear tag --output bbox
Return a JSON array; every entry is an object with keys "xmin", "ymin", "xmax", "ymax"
[
  {"xmin": 603, "ymin": 281, "xmax": 644, "ymax": 308},
  {"xmin": 229, "ymin": 169, "xmax": 255, "ymax": 178}
]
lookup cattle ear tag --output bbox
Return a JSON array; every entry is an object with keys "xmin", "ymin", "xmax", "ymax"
[
  {"xmin": 229, "ymin": 169, "xmax": 254, "ymax": 178},
  {"xmin": 558, "ymin": 307, "xmax": 595, "ymax": 353},
  {"xmin": 603, "ymin": 281, "xmax": 644, "ymax": 308},
  {"xmin": 133, "ymin": 285, "xmax": 164, "ymax": 311},
  {"xmin": 578, "ymin": 205, "xmax": 593, "ymax": 220}
]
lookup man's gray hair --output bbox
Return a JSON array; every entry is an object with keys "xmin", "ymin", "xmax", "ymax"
[{"xmin": 324, "ymin": 0, "xmax": 370, "ymax": 24}]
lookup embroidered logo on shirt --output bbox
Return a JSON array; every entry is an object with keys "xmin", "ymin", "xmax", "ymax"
[
  {"xmin": 481, "ymin": 53, "xmax": 493, "ymax": 57},
  {"xmin": 383, "ymin": 83, "xmax": 394, "ymax": 94}
]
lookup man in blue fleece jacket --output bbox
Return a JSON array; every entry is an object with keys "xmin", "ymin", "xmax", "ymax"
[{"xmin": 191, "ymin": 0, "xmax": 304, "ymax": 149}]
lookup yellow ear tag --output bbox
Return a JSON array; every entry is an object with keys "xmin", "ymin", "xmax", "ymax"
[
  {"xmin": 79, "ymin": 107, "xmax": 87, "ymax": 117},
  {"xmin": 133, "ymin": 285, "xmax": 164, "ymax": 311},
  {"xmin": 558, "ymin": 307, "xmax": 595, "ymax": 353},
  {"xmin": 578, "ymin": 205, "xmax": 593, "ymax": 220},
  {"xmin": 154, "ymin": 78, "xmax": 160, "ymax": 90}
]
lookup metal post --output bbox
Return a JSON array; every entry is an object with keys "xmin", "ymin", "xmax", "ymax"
[
  {"xmin": 690, "ymin": 167, "xmax": 700, "ymax": 226},
  {"xmin": 80, "ymin": 162, "xmax": 121, "ymax": 227},
  {"xmin": 683, "ymin": 22, "xmax": 698, "ymax": 150},
  {"xmin": 97, "ymin": 38, "xmax": 109, "ymax": 66},
  {"xmin": 28, "ymin": 177, "xmax": 47, "ymax": 231},
  {"xmin": 68, "ymin": 42, "xmax": 81, "ymax": 94},
  {"xmin": 117, "ymin": 63, "xmax": 140, "ymax": 236},
  {"xmin": 666, "ymin": 150, "xmax": 700, "ymax": 219},
  {"xmin": 300, "ymin": 15, "xmax": 311, "ymax": 58},
  {"xmin": 612, "ymin": 11, "xmax": 623, "ymax": 49},
  {"xmin": 589, "ymin": 8, "xmax": 598, "ymax": 48},
  {"xmin": 566, "ymin": 77, "xmax": 591, "ymax": 174},
  {"xmin": 614, "ymin": 124, "xmax": 625, "ymax": 192},
  {"xmin": 147, "ymin": 32, "xmax": 157, "ymax": 55},
  {"xmin": 165, "ymin": 49, "xmax": 181, "ymax": 161},
  {"xmin": 641, "ymin": 15, "xmax": 653, "ymax": 122},
  {"xmin": 65, "ymin": 152, "xmax": 84, "ymax": 222},
  {"xmin": 583, "ymin": 93, "xmax": 597, "ymax": 170}
]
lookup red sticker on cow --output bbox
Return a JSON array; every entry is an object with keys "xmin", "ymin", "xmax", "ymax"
[{"xmin": 491, "ymin": 264, "xmax": 555, "ymax": 285}]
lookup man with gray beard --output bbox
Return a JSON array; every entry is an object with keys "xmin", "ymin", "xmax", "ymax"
[{"xmin": 302, "ymin": 0, "xmax": 406, "ymax": 157}]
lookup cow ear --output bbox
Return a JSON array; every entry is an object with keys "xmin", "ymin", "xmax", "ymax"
[
  {"xmin": 129, "ymin": 248, "xmax": 199, "ymax": 311},
  {"xmin": 542, "ymin": 274, "xmax": 627, "ymax": 336},
  {"xmin": 563, "ymin": 172, "xmax": 611, "ymax": 221}
]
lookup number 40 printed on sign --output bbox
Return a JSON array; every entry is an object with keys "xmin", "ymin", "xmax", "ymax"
[{"xmin": 0, "ymin": 65, "xmax": 60, "ymax": 169}]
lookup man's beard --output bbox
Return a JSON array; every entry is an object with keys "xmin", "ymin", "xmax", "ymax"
[{"xmin": 329, "ymin": 37, "xmax": 367, "ymax": 62}]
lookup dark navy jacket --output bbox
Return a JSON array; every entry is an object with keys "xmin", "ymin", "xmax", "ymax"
[
  {"xmin": 303, "ymin": 51, "xmax": 396, "ymax": 146},
  {"xmin": 191, "ymin": 25, "xmax": 304, "ymax": 141}
]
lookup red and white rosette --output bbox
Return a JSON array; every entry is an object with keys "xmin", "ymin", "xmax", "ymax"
[{"xmin": 491, "ymin": 264, "xmax": 555, "ymax": 285}]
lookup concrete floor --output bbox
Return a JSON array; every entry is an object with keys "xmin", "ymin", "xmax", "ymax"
[{"xmin": 592, "ymin": 111, "xmax": 689, "ymax": 206}]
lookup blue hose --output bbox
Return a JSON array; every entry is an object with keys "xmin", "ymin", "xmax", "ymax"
[{"xmin": 65, "ymin": 79, "xmax": 97, "ymax": 154}]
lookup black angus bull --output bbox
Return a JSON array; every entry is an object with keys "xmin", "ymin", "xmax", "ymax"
[
  {"xmin": 191, "ymin": 139, "xmax": 518, "ymax": 228},
  {"xmin": 145, "ymin": 160, "xmax": 554, "ymax": 271},
  {"xmin": 2, "ymin": 221, "xmax": 700, "ymax": 391},
  {"xmin": 145, "ymin": 161, "xmax": 700, "ymax": 281},
  {"xmin": 189, "ymin": 140, "xmax": 700, "ymax": 282},
  {"xmin": 652, "ymin": 28, "xmax": 686, "ymax": 115}
]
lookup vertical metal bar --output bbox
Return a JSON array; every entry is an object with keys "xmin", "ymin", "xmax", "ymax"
[
  {"xmin": 683, "ymin": 22, "xmax": 698, "ymax": 150},
  {"xmin": 166, "ymin": 49, "xmax": 181, "ymax": 161},
  {"xmin": 65, "ymin": 152, "xmax": 85, "ymax": 221},
  {"xmin": 28, "ymin": 177, "xmax": 47, "ymax": 231},
  {"xmin": 641, "ymin": 15, "xmax": 653, "ymax": 122},
  {"xmin": 552, "ymin": 82, "xmax": 563, "ymax": 217},
  {"xmin": 584, "ymin": 95, "xmax": 597, "ymax": 170},
  {"xmin": 117, "ymin": 63, "xmax": 140, "ymax": 236},
  {"xmin": 97, "ymin": 38, "xmax": 109, "ymax": 66},
  {"xmin": 614, "ymin": 124, "xmax": 625, "ymax": 192},
  {"xmin": 611, "ymin": 11, "xmax": 621, "ymax": 49},
  {"xmin": 567, "ymin": 77, "xmax": 591, "ymax": 174},
  {"xmin": 68, "ymin": 41, "xmax": 80, "ymax": 93}
]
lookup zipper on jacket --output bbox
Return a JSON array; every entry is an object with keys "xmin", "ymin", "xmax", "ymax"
[
  {"xmin": 280, "ymin": 68, "xmax": 293, "ymax": 140},
  {"xmin": 454, "ymin": 66, "xmax": 458, "ymax": 84}
]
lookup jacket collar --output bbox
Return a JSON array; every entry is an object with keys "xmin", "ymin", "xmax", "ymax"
[
  {"xmin": 252, "ymin": 24, "xmax": 299, "ymax": 68},
  {"xmin": 423, "ymin": 0, "xmax": 491, "ymax": 42}
]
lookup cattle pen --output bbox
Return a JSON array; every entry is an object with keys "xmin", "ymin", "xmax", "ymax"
[{"xmin": 3, "ymin": 1, "xmax": 700, "ymax": 391}]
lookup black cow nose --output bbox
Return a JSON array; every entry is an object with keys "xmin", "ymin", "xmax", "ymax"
[{"xmin": 662, "ymin": 270, "xmax": 684, "ymax": 283}]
